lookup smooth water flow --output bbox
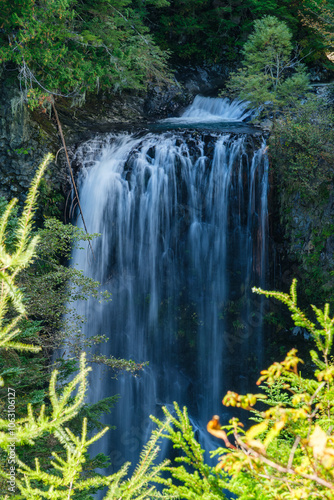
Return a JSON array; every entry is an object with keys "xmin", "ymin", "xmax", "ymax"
[
  {"xmin": 68, "ymin": 97, "xmax": 269, "ymax": 473},
  {"xmin": 161, "ymin": 95, "xmax": 253, "ymax": 125}
]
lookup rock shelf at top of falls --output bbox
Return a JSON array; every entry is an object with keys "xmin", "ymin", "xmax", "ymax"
[
  {"xmin": 149, "ymin": 95, "xmax": 261, "ymax": 134},
  {"xmin": 71, "ymin": 96, "xmax": 262, "ymax": 147}
]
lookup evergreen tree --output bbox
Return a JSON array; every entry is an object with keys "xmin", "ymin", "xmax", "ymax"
[
  {"xmin": 0, "ymin": 154, "xmax": 52, "ymax": 356},
  {"xmin": 0, "ymin": 0, "xmax": 171, "ymax": 109},
  {"xmin": 225, "ymin": 16, "xmax": 310, "ymax": 110},
  {"xmin": 147, "ymin": 0, "xmax": 325, "ymax": 64}
]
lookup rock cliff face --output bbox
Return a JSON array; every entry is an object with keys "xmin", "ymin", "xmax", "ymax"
[
  {"xmin": 0, "ymin": 76, "xmax": 60, "ymax": 201},
  {"xmin": 0, "ymin": 72, "xmax": 191, "ymax": 202},
  {"xmin": 0, "ymin": 64, "xmax": 229, "ymax": 202},
  {"xmin": 275, "ymin": 187, "xmax": 334, "ymax": 304}
]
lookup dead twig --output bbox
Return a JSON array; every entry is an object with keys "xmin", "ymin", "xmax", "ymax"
[
  {"xmin": 55, "ymin": 147, "xmax": 64, "ymax": 164},
  {"xmin": 52, "ymin": 101, "xmax": 95, "ymax": 259},
  {"xmin": 234, "ymin": 433, "xmax": 334, "ymax": 490},
  {"xmin": 288, "ymin": 436, "xmax": 301, "ymax": 470},
  {"xmin": 64, "ymin": 188, "xmax": 74, "ymax": 223}
]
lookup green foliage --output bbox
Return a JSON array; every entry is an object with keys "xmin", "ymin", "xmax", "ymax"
[
  {"xmin": 0, "ymin": 198, "xmax": 19, "ymax": 253},
  {"xmin": 0, "ymin": 154, "xmax": 52, "ymax": 355},
  {"xmin": 16, "ymin": 417, "xmax": 110, "ymax": 499},
  {"xmin": 69, "ymin": 396, "xmax": 119, "ymax": 434},
  {"xmin": 269, "ymin": 97, "xmax": 334, "ymax": 306},
  {"xmin": 20, "ymin": 217, "xmax": 105, "ymax": 339},
  {"xmin": 0, "ymin": 0, "xmax": 330, "ymax": 102},
  {"xmin": 225, "ymin": 16, "xmax": 310, "ymax": 109},
  {"xmin": 252, "ymin": 279, "xmax": 333, "ymax": 359},
  {"xmin": 38, "ymin": 179, "xmax": 64, "ymax": 218},
  {"xmin": 90, "ymin": 354, "xmax": 148, "ymax": 374},
  {"xmin": 0, "ymin": 352, "xmax": 170, "ymax": 499},
  {"xmin": 302, "ymin": 222, "xmax": 334, "ymax": 304},
  {"xmin": 269, "ymin": 96, "xmax": 334, "ymax": 199},
  {"xmin": 151, "ymin": 403, "xmax": 228, "ymax": 499},
  {"xmin": 148, "ymin": 0, "xmax": 325, "ymax": 64},
  {"xmin": 0, "ymin": 0, "xmax": 171, "ymax": 108},
  {"xmin": 150, "ymin": 0, "xmax": 234, "ymax": 62},
  {"xmin": 300, "ymin": 0, "xmax": 334, "ymax": 68},
  {"xmin": 0, "ymin": 353, "xmax": 90, "ymax": 449},
  {"xmin": 216, "ymin": 279, "xmax": 334, "ymax": 498},
  {"xmin": 102, "ymin": 429, "xmax": 170, "ymax": 500}
]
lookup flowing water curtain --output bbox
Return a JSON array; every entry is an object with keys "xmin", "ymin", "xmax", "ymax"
[{"xmin": 68, "ymin": 119, "xmax": 269, "ymax": 470}]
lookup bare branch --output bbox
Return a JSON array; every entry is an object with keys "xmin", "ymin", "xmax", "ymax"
[
  {"xmin": 287, "ymin": 436, "xmax": 301, "ymax": 470},
  {"xmin": 52, "ymin": 102, "xmax": 95, "ymax": 259},
  {"xmin": 234, "ymin": 434, "xmax": 334, "ymax": 490}
]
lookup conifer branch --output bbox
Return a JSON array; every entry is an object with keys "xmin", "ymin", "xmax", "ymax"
[{"xmin": 0, "ymin": 154, "xmax": 52, "ymax": 352}]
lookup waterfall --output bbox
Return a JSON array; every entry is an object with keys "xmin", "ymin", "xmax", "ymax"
[
  {"xmin": 162, "ymin": 95, "xmax": 253, "ymax": 124},
  {"xmin": 68, "ymin": 97, "xmax": 269, "ymax": 473}
]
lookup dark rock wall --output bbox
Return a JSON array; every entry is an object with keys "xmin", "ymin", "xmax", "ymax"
[
  {"xmin": 0, "ymin": 75, "xmax": 63, "ymax": 202},
  {"xmin": 274, "ymin": 187, "xmax": 334, "ymax": 303},
  {"xmin": 0, "ymin": 65, "xmax": 226, "ymax": 203}
]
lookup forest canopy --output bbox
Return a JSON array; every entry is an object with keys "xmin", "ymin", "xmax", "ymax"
[
  {"xmin": 0, "ymin": 0, "xmax": 171, "ymax": 107},
  {"xmin": 1, "ymin": 0, "xmax": 333, "ymax": 109},
  {"xmin": 148, "ymin": 0, "xmax": 333, "ymax": 64}
]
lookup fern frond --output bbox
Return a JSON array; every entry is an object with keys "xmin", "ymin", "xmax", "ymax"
[
  {"xmin": 0, "ymin": 198, "xmax": 17, "ymax": 247},
  {"xmin": 0, "ymin": 270, "xmax": 25, "ymax": 314},
  {"xmin": 0, "ymin": 154, "xmax": 51, "ymax": 352},
  {"xmin": 13, "ymin": 153, "xmax": 52, "ymax": 257}
]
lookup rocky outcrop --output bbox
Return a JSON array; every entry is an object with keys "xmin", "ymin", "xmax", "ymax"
[
  {"xmin": 174, "ymin": 64, "xmax": 231, "ymax": 97},
  {"xmin": 0, "ymin": 71, "xmax": 193, "ymax": 203},
  {"xmin": 270, "ymin": 177, "xmax": 334, "ymax": 308},
  {"xmin": 0, "ymin": 75, "xmax": 61, "ymax": 202},
  {"xmin": 0, "ymin": 64, "xmax": 233, "ymax": 203}
]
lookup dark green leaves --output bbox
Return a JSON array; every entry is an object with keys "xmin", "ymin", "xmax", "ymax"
[{"xmin": 0, "ymin": 0, "xmax": 171, "ymax": 106}]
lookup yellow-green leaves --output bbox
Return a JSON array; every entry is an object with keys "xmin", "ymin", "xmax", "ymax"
[
  {"xmin": 256, "ymin": 348, "xmax": 304, "ymax": 386},
  {"xmin": 216, "ymin": 280, "xmax": 334, "ymax": 498},
  {"xmin": 0, "ymin": 154, "xmax": 52, "ymax": 352},
  {"xmin": 223, "ymin": 391, "xmax": 265, "ymax": 409}
]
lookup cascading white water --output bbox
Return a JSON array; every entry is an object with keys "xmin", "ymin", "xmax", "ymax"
[
  {"xmin": 162, "ymin": 95, "xmax": 253, "ymax": 124},
  {"xmin": 68, "ymin": 97, "xmax": 269, "ymax": 474}
]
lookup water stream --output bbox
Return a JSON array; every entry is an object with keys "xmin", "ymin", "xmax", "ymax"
[{"xmin": 68, "ymin": 96, "xmax": 269, "ymax": 472}]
